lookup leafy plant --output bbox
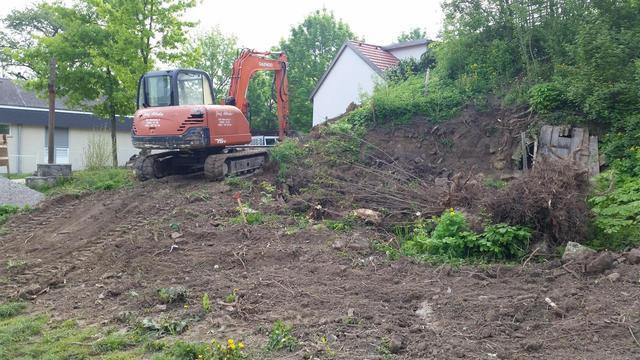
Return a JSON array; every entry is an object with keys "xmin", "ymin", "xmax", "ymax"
[
  {"xmin": 202, "ymin": 293, "xmax": 211, "ymax": 313},
  {"xmin": 0, "ymin": 205, "xmax": 20, "ymax": 224},
  {"xmin": 266, "ymin": 320, "xmax": 297, "ymax": 352},
  {"xmin": 269, "ymin": 139, "xmax": 307, "ymax": 178},
  {"xmin": 139, "ymin": 317, "xmax": 188, "ymax": 336},
  {"xmin": 224, "ymin": 289, "xmax": 238, "ymax": 304},
  {"xmin": 400, "ymin": 210, "xmax": 531, "ymax": 261},
  {"xmin": 157, "ymin": 287, "xmax": 188, "ymax": 304},
  {"xmin": 589, "ymin": 172, "xmax": 640, "ymax": 250}
]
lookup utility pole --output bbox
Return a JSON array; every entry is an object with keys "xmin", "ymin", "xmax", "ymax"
[{"xmin": 47, "ymin": 57, "xmax": 57, "ymax": 164}]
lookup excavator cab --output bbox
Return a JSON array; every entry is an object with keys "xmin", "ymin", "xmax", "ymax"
[{"xmin": 137, "ymin": 69, "xmax": 215, "ymax": 109}]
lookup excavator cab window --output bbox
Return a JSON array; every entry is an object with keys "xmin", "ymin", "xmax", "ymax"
[
  {"xmin": 177, "ymin": 71, "xmax": 214, "ymax": 105},
  {"xmin": 146, "ymin": 75, "xmax": 172, "ymax": 107}
]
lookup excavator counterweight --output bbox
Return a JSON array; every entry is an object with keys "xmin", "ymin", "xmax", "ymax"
[{"xmin": 131, "ymin": 49, "xmax": 288, "ymax": 181}]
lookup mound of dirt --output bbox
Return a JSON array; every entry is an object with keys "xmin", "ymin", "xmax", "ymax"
[{"xmin": 1, "ymin": 176, "xmax": 639, "ymax": 358}]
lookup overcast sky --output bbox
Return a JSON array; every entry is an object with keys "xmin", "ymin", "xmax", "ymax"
[{"xmin": 2, "ymin": 0, "xmax": 444, "ymax": 49}]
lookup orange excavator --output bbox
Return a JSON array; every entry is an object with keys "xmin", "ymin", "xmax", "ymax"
[{"xmin": 131, "ymin": 49, "xmax": 288, "ymax": 181}]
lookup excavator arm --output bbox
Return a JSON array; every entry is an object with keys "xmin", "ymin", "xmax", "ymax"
[{"xmin": 227, "ymin": 49, "xmax": 289, "ymax": 140}]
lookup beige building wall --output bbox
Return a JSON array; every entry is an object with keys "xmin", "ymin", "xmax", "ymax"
[
  {"xmin": 1, "ymin": 124, "xmax": 138, "ymax": 174},
  {"xmin": 2, "ymin": 124, "xmax": 44, "ymax": 174},
  {"xmin": 68, "ymin": 128, "xmax": 138, "ymax": 169}
]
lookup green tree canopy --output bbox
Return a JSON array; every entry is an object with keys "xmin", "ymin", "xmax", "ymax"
[
  {"xmin": 397, "ymin": 27, "xmax": 426, "ymax": 42},
  {"xmin": 3, "ymin": 0, "xmax": 195, "ymax": 166},
  {"xmin": 179, "ymin": 27, "xmax": 239, "ymax": 101},
  {"xmin": 279, "ymin": 9, "xmax": 355, "ymax": 131}
]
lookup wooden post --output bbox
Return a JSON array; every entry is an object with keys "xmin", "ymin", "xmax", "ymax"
[
  {"xmin": 48, "ymin": 57, "xmax": 56, "ymax": 164},
  {"xmin": 0, "ymin": 134, "xmax": 8, "ymax": 177}
]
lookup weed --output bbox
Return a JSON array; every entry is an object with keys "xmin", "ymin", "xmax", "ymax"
[
  {"xmin": 233, "ymin": 207, "xmax": 264, "ymax": 225},
  {"xmin": 83, "ymin": 128, "xmax": 112, "ymax": 170},
  {"xmin": 372, "ymin": 241, "xmax": 401, "ymax": 260},
  {"xmin": 159, "ymin": 338, "xmax": 246, "ymax": 360},
  {"xmin": 0, "ymin": 205, "xmax": 20, "ymax": 224},
  {"xmin": 224, "ymin": 289, "xmax": 238, "ymax": 303},
  {"xmin": 270, "ymin": 139, "xmax": 307, "ymax": 178},
  {"xmin": 485, "ymin": 178, "xmax": 507, "ymax": 189},
  {"xmin": 5, "ymin": 259, "xmax": 26, "ymax": 270},
  {"xmin": 400, "ymin": 210, "xmax": 531, "ymax": 261},
  {"xmin": 169, "ymin": 223, "xmax": 181, "ymax": 232},
  {"xmin": 93, "ymin": 333, "xmax": 136, "ymax": 353},
  {"xmin": 266, "ymin": 320, "xmax": 297, "ymax": 352},
  {"xmin": 187, "ymin": 190, "xmax": 211, "ymax": 202},
  {"xmin": 376, "ymin": 337, "xmax": 394, "ymax": 359},
  {"xmin": 589, "ymin": 172, "xmax": 640, "ymax": 250},
  {"xmin": 0, "ymin": 302, "xmax": 26, "ymax": 319},
  {"xmin": 260, "ymin": 181, "xmax": 276, "ymax": 194},
  {"xmin": 157, "ymin": 286, "xmax": 188, "ymax": 304},
  {"xmin": 225, "ymin": 176, "xmax": 253, "ymax": 190},
  {"xmin": 202, "ymin": 293, "xmax": 211, "ymax": 312},
  {"xmin": 324, "ymin": 217, "xmax": 354, "ymax": 232},
  {"xmin": 43, "ymin": 168, "xmax": 133, "ymax": 195},
  {"xmin": 139, "ymin": 317, "xmax": 189, "ymax": 336}
]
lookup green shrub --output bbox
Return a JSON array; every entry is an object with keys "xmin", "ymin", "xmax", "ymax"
[
  {"xmin": 529, "ymin": 82, "xmax": 567, "ymax": 113},
  {"xmin": 400, "ymin": 210, "xmax": 531, "ymax": 261},
  {"xmin": 589, "ymin": 171, "xmax": 640, "ymax": 250},
  {"xmin": 266, "ymin": 320, "xmax": 297, "ymax": 352},
  {"xmin": 0, "ymin": 205, "xmax": 20, "ymax": 224},
  {"xmin": 269, "ymin": 139, "xmax": 306, "ymax": 178}
]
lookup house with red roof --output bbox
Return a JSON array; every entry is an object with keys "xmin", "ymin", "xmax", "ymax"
[{"xmin": 310, "ymin": 39, "xmax": 429, "ymax": 126}]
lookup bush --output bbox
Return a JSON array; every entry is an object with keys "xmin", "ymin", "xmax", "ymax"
[
  {"xmin": 589, "ymin": 172, "xmax": 640, "ymax": 250},
  {"xmin": 529, "ymin": 82, "xmax": 567, "ymax": 113},
  {"xmin": 0, "ymin": 205, "xmax": 20, "ymax": 224},
  {"xmin": 400, "ymin": 210, "xmax": 531, "ymax": 261},
  {"xmin": 83, "ymin": 129, "xmax": 111, "ymax": 170},
  {"xmin": 269, "ymin": 139, "xmax": 307, "ymax": 178}
]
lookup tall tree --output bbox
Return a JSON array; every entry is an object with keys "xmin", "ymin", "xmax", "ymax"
[
  {"xmin": 179, "ymin": 27, "xmax": 239, "ymax": 101},
  {"xmin": 397, "ymin": 28, "xmax": 427, "ymax": 42},
  {"xmin": 280, "ymin": 9, "xmax": 354, "ymax": 131},
  {"xmin": 4, "ymin": 0, "xmax": 195, "ymax": 167}
]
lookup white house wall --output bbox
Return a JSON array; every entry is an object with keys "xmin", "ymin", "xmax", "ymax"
[
  {"xmin": 1, "ymin": 125, "xmax": 138, "ymax": 174},
  {"xmin": 312, "ymin": 47, "xmax": 382, "ymax": 126},
  {"xmin": 388, "ymin": 45, "xmax": 427, "ymax": 60}
]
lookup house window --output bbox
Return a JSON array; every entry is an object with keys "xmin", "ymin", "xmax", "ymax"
[
  {"xmin": 44, "ymin": 127, "xmax": 70, "ymax": 164},
  {"xmin": 0, "ymin": 123, "xmax": 9, "ymax": 135}
]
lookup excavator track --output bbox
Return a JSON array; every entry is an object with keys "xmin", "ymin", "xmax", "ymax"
[
  {"xmin": 204, "ymin": 149, "xmax": 269, "ymax": 181},
  {"xmin": 133, "ymin": 149, "xmax": 269, "ymax": 182},
  {"xmin": 133, "ymin": 153, "xmax": 173, "ymax": 181}
]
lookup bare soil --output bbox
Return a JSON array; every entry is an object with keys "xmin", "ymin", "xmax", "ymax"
[{"xmin": 1, "ymin": 172, "xmax": 640, "ymax": 359}]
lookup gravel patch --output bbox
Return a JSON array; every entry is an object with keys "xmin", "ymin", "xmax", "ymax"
[{"xmin": 0, "ymin": 176, "xmax": 44, "ymax": 207}]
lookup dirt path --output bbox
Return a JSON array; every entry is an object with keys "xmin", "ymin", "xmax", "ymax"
[{"xmin": 1, "ymin": 177, "xmax": 639, "ymax": 359}]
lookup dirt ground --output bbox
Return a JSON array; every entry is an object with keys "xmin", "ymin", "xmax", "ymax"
[{"xmin": 1, "ymin": 172, "xmax": 640, "ymax": 359}]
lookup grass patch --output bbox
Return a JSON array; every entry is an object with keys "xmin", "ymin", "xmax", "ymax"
[
  {"xmin": 43, "ymin": 167, "xmax": 134, "ymax": 195},
  {"xmin": 0, "ymin": 301, "xmax": 249, "ymax": 359},
  {"xmin": 0, "ymin": 302, "xmax": 26, "ymax": 319},
  {"xmin": 224, "ymin": 176, "xmax": 253, "ymax": 190}
]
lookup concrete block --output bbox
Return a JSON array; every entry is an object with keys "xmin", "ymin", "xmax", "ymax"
[
  {"xmin": 26, "ymin": 176, "xmax": 59, "ymax": 190},
  {"xmin": 36, "ymin": 164, "xmax": 72, "ymax": 178}
]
